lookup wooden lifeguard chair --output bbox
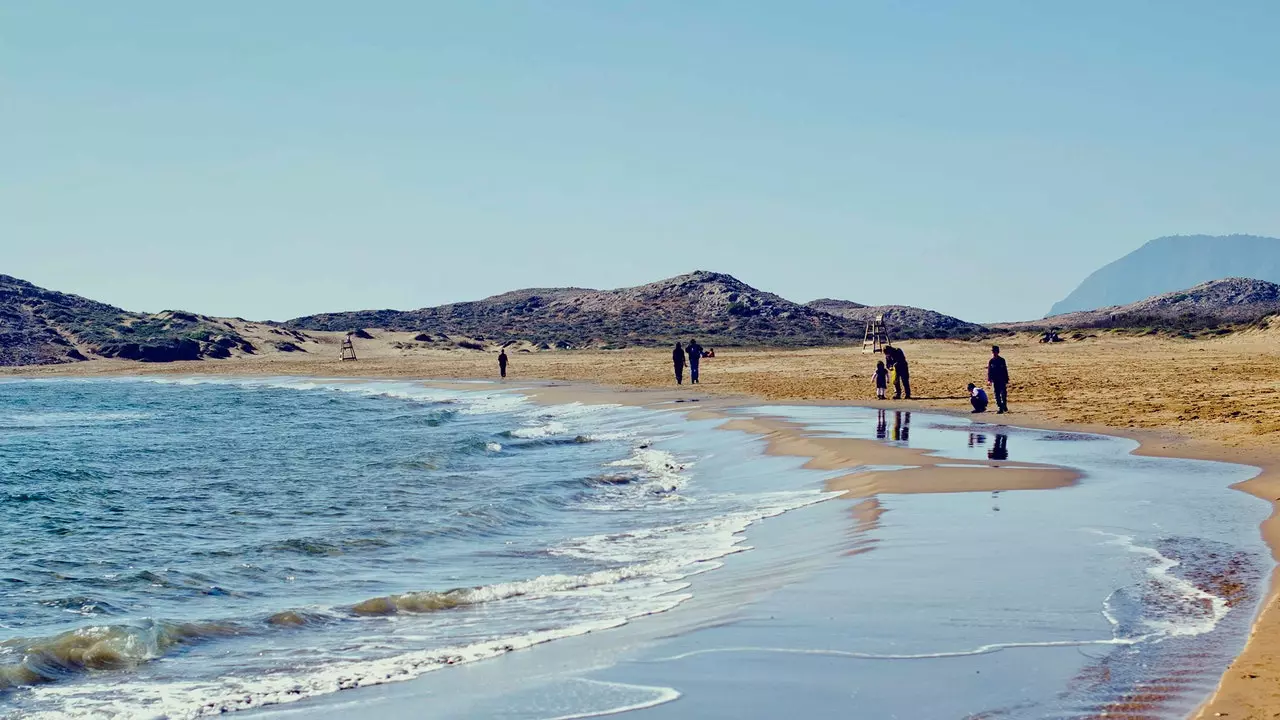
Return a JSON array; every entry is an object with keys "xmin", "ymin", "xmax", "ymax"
[
  {"xmin": 340, "ymin": 333, "xmax": 358, "ymax": 361},
  {"xmin": 862, "ymin": 314, "xmax": 890, "ymax": 354}
]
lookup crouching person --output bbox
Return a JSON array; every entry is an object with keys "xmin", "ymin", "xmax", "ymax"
[{"xmin": 968, "ymin": 383, "xmax": 989, "ymax": 413}]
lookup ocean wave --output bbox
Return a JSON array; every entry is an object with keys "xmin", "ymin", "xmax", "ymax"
[
  {"xmin": 139, "ymin": 377, "xmax": 530, "ymax": 416},
  {"xmin": 0, "ymin": 411, "xmax": 151, "ymax": 429},
  {"xmin": 603, "ymin": 448, "xmax": 689, "ymax": 497},
  {"xmin": 0, "ymin": 620, "xmax": 244, "ymax": 691},
  {"xmin": 19, "ymin": 618, "xmax": 646, "ymax": 720},
  {"xmin": 506, "ymin": 421, "xmax": 570, "ymax": 439}
]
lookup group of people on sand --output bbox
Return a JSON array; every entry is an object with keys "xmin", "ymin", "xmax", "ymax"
[
  {"xmin": 502, "ymin": 337, "xmax": 1008, "ymax": 416},
  {"xmin": 672, "ymin": 340, "xmax": 711, "ymax": 385},
  {"xmin": 873, "ymin": 344, "xmax": 1010, "ymax": 415}
]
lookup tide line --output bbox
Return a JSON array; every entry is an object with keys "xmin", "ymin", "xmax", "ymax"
[
  {"xmin": 543, "ymin": 679, "xmax": 681, "ymax": 720},
  {"xmin": 648, "ymin": 638, "xmax": 1138, "ymax": 663}
]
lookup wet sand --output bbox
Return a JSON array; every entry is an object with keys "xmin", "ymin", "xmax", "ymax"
[{"xmin": 9, "ymin": 331, "xmax": 1280, "ymax": 718}]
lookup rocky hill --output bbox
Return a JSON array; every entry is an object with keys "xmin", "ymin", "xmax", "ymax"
[
  {"xmin": 1049, "ymin": 234, "xmax": 1280, "ymax": 315},
  {"xmin": 1016, "ymin": 278, "xmax": 1280, "ymax": 333},
  {"xmin": 0, "ymin": 274, "xmax": 272, "ymax": 366},
  {"xmin": 288, "ymin": 271, "xmax": 862, "ymax": 347},
  {"xmin": 805, "ymin": 299, "xmax": 987, "ymax": 339}
]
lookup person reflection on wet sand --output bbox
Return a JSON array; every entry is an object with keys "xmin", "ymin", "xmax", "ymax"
[
  {"xmin": 968, "ymin": 432, "xmax": 987, "ymax": 448},
  {"xmin": 988, "ymin": 434, "xmax": 1009, "ymax": 461},
  {"xmin": 876, "ymin": 409, "xmax": 887, "ymax": 440},
  {"xmin": 892, "ymin": 411, "xmax": 910, "ymax": 442}
]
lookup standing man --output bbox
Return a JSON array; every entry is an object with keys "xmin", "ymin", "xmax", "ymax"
[
  {"xmin": 686, "ymin": 338, "xmax": 704, "ymax": 384},
  {"xmin": 672, "ymin": 342, "xmax": 686, "ymax": 385},
  {"xmin": 498, "ymin": 348, "xmax": 508, "ymax": 379},
  {"xmin": 886, "ymin": 346, "xmax": 912, "ymax": 400},
  {"xmin": 987, "ymin": 345, "xmax": 1009, "ymax": 414}
]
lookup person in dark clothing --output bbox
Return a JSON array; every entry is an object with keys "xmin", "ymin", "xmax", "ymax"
[
  {"xmin": 968, "ymin": 383, "xmax": 989, "ymax": 413},
  {"xmin": 498, "ymin": 349, "xmax": 508, "ymax": 378},
  {"xmin": 686, "ymin": 339, "xmax": 703, "ymax": 384},
  {"xmin": 672, "ymin": 342, "xmax": 685, "ymax": 385},
  {"xmin": 886, "ymin": 346, "xmax": 911, "ymax": 399},
  {"xmin": 873, "ymin": 360, "xmax": 889, "ymax": 400},
  {"xmin": 987, "ymin": 345, "xmax": 1009, "ymax": 414}
]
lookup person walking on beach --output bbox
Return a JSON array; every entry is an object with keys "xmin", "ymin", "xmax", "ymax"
[
  {"xmin": 873, "ymin": 360, "xmax": 889, "ymax": 400},
  {"xmin": 672, "ymin": 342, "xmax": 686, "ymax": 385},
  {"xmin": 886, "ymin": 346, "xmax": 911, "ymax": 399},
  {"xmin": 498, "ymin": 348, "xmax": 508, "ymax": 379},
  {"xmin": 686, "ymin": 339, "xmax": 704, "ymax": 384},
  {"xmin": 968, "ymin": 383, "xmax": 989, "ymax": 413},
  {"xmin": 987, "ymin": 346, "xmax": 1009, "ymax": 414}
]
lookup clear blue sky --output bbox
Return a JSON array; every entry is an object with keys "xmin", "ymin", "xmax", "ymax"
[{"xmin": 4, "ymin": 1, "xmax": 1278, "ymax": 322}]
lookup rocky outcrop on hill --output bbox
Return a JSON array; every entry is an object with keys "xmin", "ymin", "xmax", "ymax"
[
  {"xmin": 1013, "ymin": 278, "xmax": 1280, "ymax": 333},
  {"xmin": 0, "ymin": 275, "xmax": 257, "ymax": 366},
  {"xmin": 805, "ymin": 299, "xmax": 988, "ymax": 339},
  {"xmin": 290, "ymin": 271, "xmax": 861, "ymax": 347}
]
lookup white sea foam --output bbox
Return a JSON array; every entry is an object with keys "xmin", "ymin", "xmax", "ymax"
[
  {"xmin": 139, "ymin": 376, "xmax": 531, "ymax": 416},
  {"xmin": 649, "ymin": 638, "xmax": 1138, "ymax": 664},
  {"xmin": 24, "ymin": 619, "xmax": 634, "ymax": 720},
  {"xmin": 0, "ymin": 411, "xmax": 151, "ymax": 428},
  {"xmin": 510, "ymin": 421, "xmax": 570, "ymax": 439},
  {"xmin": 542, "ymin": 679, "xmax": 682, "ymax": 720},
  {"xmin": 605, "ymin": 448, "xmax": 690, "ymax": 496},
  {"xmin": 1091, "ymin": 529, "xmax": 1230, "ymax": 640}
]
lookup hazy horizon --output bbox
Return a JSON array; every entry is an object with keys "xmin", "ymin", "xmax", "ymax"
[{"xmin": 5, "ymin": 3, "xmax": 1279, "ymax": 323}]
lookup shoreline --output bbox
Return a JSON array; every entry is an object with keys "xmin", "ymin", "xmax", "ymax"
[{"xmin": 8, "ymin": 365, "xmax": 1280, "ymax": 718}]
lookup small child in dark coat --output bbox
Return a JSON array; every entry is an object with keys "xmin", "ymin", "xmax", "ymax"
[{"xmin": 873, "ymin": 361, "xmax": 889, "ymax": 400}]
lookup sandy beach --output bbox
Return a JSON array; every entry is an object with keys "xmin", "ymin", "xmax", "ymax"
[{"xmin": 9, "ymin": 329, "xmax": 1280, "ymax": 718}]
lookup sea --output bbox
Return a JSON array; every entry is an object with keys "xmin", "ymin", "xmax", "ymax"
[{"xmin": 0, "ymin": 377, "xmax": 1272, "ymax": 720}]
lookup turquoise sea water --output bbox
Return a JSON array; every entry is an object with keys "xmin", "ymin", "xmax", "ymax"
[
  {"xmin": 0, "ymin": 379, "xmax": 1273, "ymax": 720},
  {"xmin": 0, "ymin": 378, "xmax": 827, "ymax": 719}
]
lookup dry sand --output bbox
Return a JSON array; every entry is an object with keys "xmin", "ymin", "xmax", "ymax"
[{"xmin": 9, "ymin": 328, "xmax": 1280, "ymax": 718}]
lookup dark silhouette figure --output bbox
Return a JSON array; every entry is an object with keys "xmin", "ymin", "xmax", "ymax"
[
  {"xmin": 988, "ymin": 434, "xmax": 1009, "ymax": 461},
  {"xmin": 498, "ymin": 349, "xmax": 508, "ymax": 378},
  {"xmin": 876, "ymin": 409, "xmax": 888, "ymax": 439},
  {"xmin": 969, "ymin": 383, "xmax": 989, "ymax": 413},
  {"xmin": 988, "ymin": 346, "xmax": 1009, "ymax": 414},
  {"xmin": 968, "ymin": 432, "xmax": 987, "ymax": 448},
  {"xmin": 892, "ymin": 411, "xmax": 911, "ymax": 442},
  {"xmin": 686, "ymin": 339, "xmax": 703, "ymax": 384},
  {"xmin": 886, "ymin": 346, "xmax": 911, "ymax": 399},
  {"xmin": 672, "ymin": 342, "xmax": 685, "ymax": 385},
  {"xmin": 873, "ymin": 361, "xmax": 889, "ymax": 400}
]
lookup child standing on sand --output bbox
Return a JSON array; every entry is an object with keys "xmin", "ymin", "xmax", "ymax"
[{"xmin": 873, "ymin": 361, "xmax": 889, "ymax": 400}]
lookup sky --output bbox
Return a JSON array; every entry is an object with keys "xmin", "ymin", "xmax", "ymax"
[{"xmin": 4, "ymin": 2, "xmax": 1279, "ymax": 323}]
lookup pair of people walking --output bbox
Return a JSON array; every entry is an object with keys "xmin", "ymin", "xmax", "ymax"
[
  {"xmin": 672, "ymin": 339, "xmax": 704, "ymax": 385},
  {"xmin": 970, "ymin": 346, "xmax": 1010, "ymax": 413}
]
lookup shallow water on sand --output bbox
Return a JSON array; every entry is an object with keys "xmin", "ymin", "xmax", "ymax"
[
  {"xmin": 1, "ymin": 383, "xmax": 1270, "ymax": 720},
  {"xmin": 291, "ymin": 407, "xmax": 1271, "ymax": 720}
]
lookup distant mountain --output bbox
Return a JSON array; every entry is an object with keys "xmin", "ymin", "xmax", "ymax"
[
  {"xmin": 805, "ymin": 299, "xmax": 987, "ymax": 339},
  {"xmin": 288, "ymin": 271, "xmax": 861, "ymax": 347},
  {"xmin": 0, "ymin": 274, "xmax": 263, "ymax": 366},
  {"xmin": 1049, "ymin": 234, "xmax": 1280, "ymax": 316},
  {"xmin": 1016, "ymin": 278, "xmax": 1280, "ymax": 332}
]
